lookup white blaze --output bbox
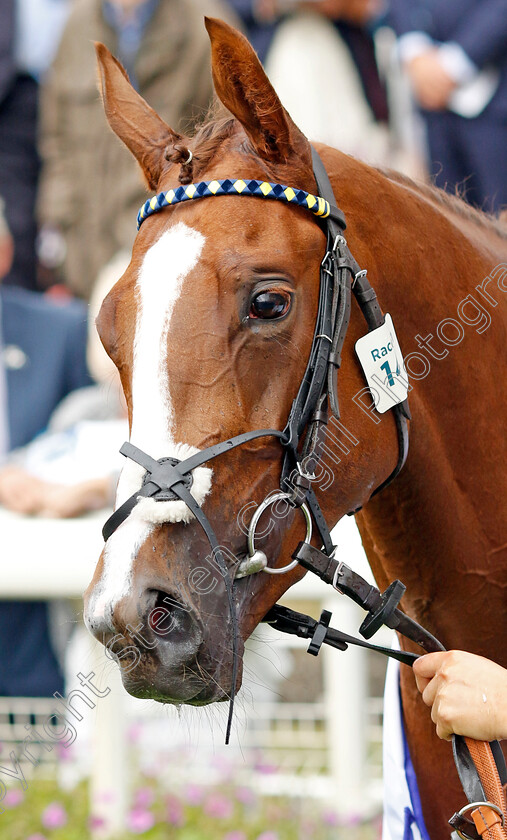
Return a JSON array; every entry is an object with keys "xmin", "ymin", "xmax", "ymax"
[
  {"xmin": 116, "ymin": 221, "xmax": 211, "ymax": 521},
  {"xmin": 86, "ymin": 222, "xmax": 212, "ymax": 626}
]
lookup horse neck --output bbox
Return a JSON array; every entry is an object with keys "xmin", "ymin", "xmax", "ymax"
[{"xmin": 322, "ymin": 147, "xmax": 507, "ymax": 658}]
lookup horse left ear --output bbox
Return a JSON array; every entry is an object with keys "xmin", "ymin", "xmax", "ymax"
[
  {"xmin": 95, "ymin": 42, "xmax": 182, "ymax": 190},
  {"xmin": 205, "ymin": 17, "xmax": 312, "ymax": 167}
]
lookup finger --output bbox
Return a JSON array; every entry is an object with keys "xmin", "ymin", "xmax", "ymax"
[
  {"xmin": 422, "ymin": 674, "xmax": 443, "ymax": 708},
  {"xmin": 429, "ymin": 689, "xmax": 455, "ymax": 740},
  {"xmin": 436, "ymin": 719, "xmax": 453, "ymax": 741},
  {"xmin": 413, "ymin": 652, "xmax": 446, "ymax": 680},
  {"xmin": 414, "ymin": 673, "xmax": 431, "ymax": 694}
]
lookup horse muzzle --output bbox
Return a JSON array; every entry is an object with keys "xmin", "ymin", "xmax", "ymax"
[{"xmin": 84, "ymin": 575, "xmax": 240, "ymax": 705}]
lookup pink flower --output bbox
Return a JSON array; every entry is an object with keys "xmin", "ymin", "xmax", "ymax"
[
  {"xmin": 127, "ymin": 722, "xmax": 143, "ymax": 744},
  {"xmin": 56, "ymin": 742, "xmax": 72, "ymax": 760},
  {"xmin": 134, "ymin": 787, "xmax": 155, "ymax": 809},
  {"xmin": 3, "ymin": 788, "xmax": 24, "ymax": 807},
  {"xmin": 322, "ymin": 810, "xmax": 340, "ymax": 827},
  {"xmin": 184, "ymin": 783, "xmax": 204, "ymax": 805},
  {"xmin": 166, "ymin": 796, "xmax": 184, "ymax": 827},
  {"xmin": 253, "ymin": 758, "xmax": 277, "ymax": 775},
  {"xmin": 256, "ymin": 833, "xmax": 279, "ymax": 840},
  {"xmin": 88, "ymin": 815, "xmax": 107, "ymax": 830},
  {"xmin": 126, "ymin": 808, "xmax": 155, "ymax": 834},
  {"xmin": 41, "ymin": 802, "xmax": 67, "ymax": 829},
  {"xmin": 210, "ymin": 754, "xmax": 234, "ymax": 779},
  {"xmin": 235, "ymin": 787, "xmax": 256, "ymax": 806},
  {"xmin": 96, "ymin": 790, "xmax": 116, "ymax": 803},
  {"xmin": 204, "ymin": 794, "xmax": 234, "ymax": 820},
  {"xmin": 345, "ymin": 812, "xmax": 362, "ymax": 827},
  {"xmin": 26, "ymin": 835, "xmax": 47, "ymax": 840},
  {"xmin": 224, "ymin": 832, "xmax": 247, "ymax": 840}
]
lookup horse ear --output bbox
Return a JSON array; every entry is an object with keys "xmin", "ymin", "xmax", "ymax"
[
  {"xmin": 204, "ymin": 17, "xmax": 311, "ymax": 166},
  {"xmin": 95, "ymin": 42, "xmax": 181, "ymax": 190}
]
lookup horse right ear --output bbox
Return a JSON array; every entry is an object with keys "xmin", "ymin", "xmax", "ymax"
[
  {"xmin": 95, "ymin": 43, "xmax": 181, "ymax": 190},
  {"xmin": 205, "ymin": 18, "xmax": 311, "ymax": 168}
]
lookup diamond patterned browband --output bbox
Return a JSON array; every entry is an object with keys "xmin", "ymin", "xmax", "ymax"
[{"xmin": 137, "ymin": 178, "xmax": 333, "ymax": 230}]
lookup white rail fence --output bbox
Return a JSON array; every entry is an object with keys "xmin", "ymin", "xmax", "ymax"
[{"xmin": 0, "ymin": 509, "xmax": 390, "ymax": 837}]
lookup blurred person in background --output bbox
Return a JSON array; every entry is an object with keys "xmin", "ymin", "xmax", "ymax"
[
  {"xmin": 36, "ymin": 0, "xmax": 239, "ymax": 299},
  {"xmin": 0, "ymin": 0, "xmax": 71, "ymax": 291},
  {"xmin": 0, "ymin": 251, "xmax": 129, "ymax": 520},
  {"xmin": 389, "ymin": 0, "xmax": 507, "ymax": 212},
  {"xmin": 0, "ymin": 200, "xmax": 91, "ymax": 697},
  {"xmin": 228, "ymin": 0, "xmax": 391, "ymax": 162}
]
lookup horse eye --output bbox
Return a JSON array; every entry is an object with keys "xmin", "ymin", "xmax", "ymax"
[{"xmin": 249, "ymin": 290, "xmax": 292, "ymax": 320}]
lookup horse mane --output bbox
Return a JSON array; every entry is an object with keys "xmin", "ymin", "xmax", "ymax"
[
  {"xmin": 382, "ymin": 167, "xmax": 507, "ymax": 241},
  {"xmin": 186, "ymin": 114, "xmax": 507, "ymax": 241}
]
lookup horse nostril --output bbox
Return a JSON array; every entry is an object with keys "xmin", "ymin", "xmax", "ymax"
[{"xmin": 146, "ymin": 590, "xmax": 196, "ymax": 643}]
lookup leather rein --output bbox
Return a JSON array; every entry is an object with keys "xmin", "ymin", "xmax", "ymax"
[{"xmin": 102, "ymin": 148, "xmax": 507, "ymax": 839}]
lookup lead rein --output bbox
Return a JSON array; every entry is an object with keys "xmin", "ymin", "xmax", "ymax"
[{"xmin": 262, "ymin": 540, "xmax": 507, "ymax": 840}]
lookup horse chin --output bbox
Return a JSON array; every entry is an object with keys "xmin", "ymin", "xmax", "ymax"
[
  {"xmin": 115, "ymin": 640, "xmax": 244, "ymax": 707},
  {"xmin": 119, "ymin": 673, "xmax": 229, "ymax": 706}
]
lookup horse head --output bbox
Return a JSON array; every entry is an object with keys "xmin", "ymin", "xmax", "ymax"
[{"xmin": 84, "ymin": 19, "xmax": 402, "ymax": 711}]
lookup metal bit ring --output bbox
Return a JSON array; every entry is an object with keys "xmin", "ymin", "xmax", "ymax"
[
  {"xmin": 454, "ymin": 802, "xmax": 505, "ymax": 840},
  {"xmin": 247, "ymin": 491, "xmax": 312, "ymax": 575}
]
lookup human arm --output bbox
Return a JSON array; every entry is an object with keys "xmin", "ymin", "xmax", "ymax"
[
  {"xmin": 228, "ymin": 0, "xmax": 380, "ymax": 25},
  {"xmin": 0, "ymin": 198, "xmax": 14, "ymax": 279},
  {"xmin": 61, "ymin": 302, "xmax": 93, "ymax": 395},
  {"xmin": 226, "ymin": 0, "xmax": 264, "ymax": 24},
  {"xmin": 413, "ymin": 651, "xmax": 507, "ymax": 742},
  {"xmin": 36, "ymin": 69, "xmax": 75, "ymax": 231},
  {"xmin": 298, "ymin": 0, "xmax": 382, "ymax": 26},
  {"xmin": 0, "ymin": 465, "xmax": 114, "ymax": 517},
  {"xmin": 452, "ymin": 0, "xmax": 507, "ymax": 69},
  {"xmin": 404, "ymin": 50, "xmax": 458, "ymax": 110}
]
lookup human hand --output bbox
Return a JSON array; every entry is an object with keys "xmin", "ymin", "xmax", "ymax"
[
  {"xmin": 0, "ymin": 467, "xmax": 111, "ymax": 518},
  {"xmin": 301, "ymin": 0, "xmax": 381, "ymax": 25},
  {"xmin": 406, "ymin": 50, "xmax": 456, "ymax": 110},
  {"xmin": 0, "ymin": 198, "xmax": 13, "ymax": 280},
  {"xmin": 0, "ymin": 466, "xmax": 47, "ymax": 514},
  {"xmin": 254, "ymin": 0, "xmax": 280, "ymax": 22},
  {"xmin": 413, "ymin": 651, "xmax": 507, "ymax": 742},
  {"xmin": 35, "ymin": 478, "xmax": 111, "ymax": 518},
  {"xmin": 0, "ymin": 231, "xmax": 14, "ymax": 280}
]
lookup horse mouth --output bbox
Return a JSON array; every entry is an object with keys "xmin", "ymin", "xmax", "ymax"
[
  {"xmin": 104, "ymin": 592, "xmax": 241, "ymax": 706},
  {"xmin": 120, "ymin": 669, "xmax": 229, "ymax": 705},
  {"xmin": 110, "ymin": 641, "xmax": 233, "ymax": 705}
]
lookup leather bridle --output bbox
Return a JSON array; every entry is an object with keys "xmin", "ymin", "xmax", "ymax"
[
  {"xmin": 103, "ymin": 147, "xmax": 410, "ymax": 564},
  {"xmin": 100, "ymin": 149, "xmax": 507, "ymax": 838},
  {"xmin": 102, "ymin": 147, "xmax": 410, "ymax": 733}
]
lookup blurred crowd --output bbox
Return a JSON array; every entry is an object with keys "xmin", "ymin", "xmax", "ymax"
[{"xmin": 0, "ymin": 0, "xmax": 506, "ymax": 696}]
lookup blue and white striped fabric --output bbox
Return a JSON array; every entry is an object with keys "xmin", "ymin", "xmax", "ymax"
[{"xmin": 383, "ymin": 641, "xmax": 432, "ymax": 840}]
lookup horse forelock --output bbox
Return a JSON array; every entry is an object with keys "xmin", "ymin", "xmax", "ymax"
[{"xmin": 171, "ymin": 114, "xmax": 314, "ymax": 191}]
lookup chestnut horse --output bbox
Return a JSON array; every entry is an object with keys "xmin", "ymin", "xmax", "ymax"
[{"xmin": 84, "ymin": 18, "xmax": 507, "ymax": 840}]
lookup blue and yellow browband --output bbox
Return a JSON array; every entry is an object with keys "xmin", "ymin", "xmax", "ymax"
[{"xmin": 137, "ymin": 178, "xmax": 336, "ymax": 230}]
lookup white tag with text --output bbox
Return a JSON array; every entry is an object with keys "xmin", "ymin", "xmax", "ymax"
[{"xmin": 355, "ymin": 314, "xmax": 408, "ymax": 414}]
